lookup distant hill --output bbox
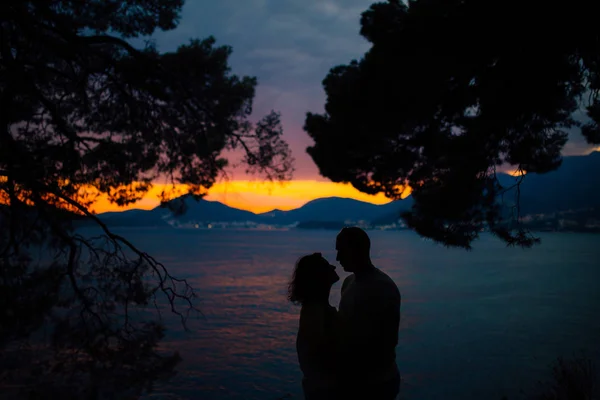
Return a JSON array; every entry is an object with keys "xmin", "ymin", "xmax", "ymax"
[
  {"xmin": 92, "ymin": 208, "xmax": 169, "ymax": 228},
  {"xmin": 92, "ymin": 196, "xmax": 413, "ymax": 228},
  {"xmin": 370, "ymin": 198, "xmax": 415, "ymax": 225},
  {"xmin": 497, "ymin": 151, "xmax": 600, "ymax": 215},
  {"xmin": 256, "ymin": 196, "xmax": 412, "ymax": 225},
  {"xmin": 90, "ymin": 152, "xmax": 600, "ymax": 229},
  {"xmin": 160, "ymin": 195, "xmax": 259, "ymax": 223},
  {"xmin": 89, "ymin": 196, "xmax": 260, "ymax": 228}
]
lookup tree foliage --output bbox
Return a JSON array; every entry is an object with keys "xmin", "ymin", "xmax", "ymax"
[
  {"xmin": 305, "ymin": 0, "xmax": 600, "ymax": 248},
  {"xmin": 1, "ymin": 0, "xmax": 293, "ymax": 397}
]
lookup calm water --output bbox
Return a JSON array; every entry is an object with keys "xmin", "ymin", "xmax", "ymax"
[{"xmin": 90, "ymin": 229, "xmax": 600, "ymax": 400}]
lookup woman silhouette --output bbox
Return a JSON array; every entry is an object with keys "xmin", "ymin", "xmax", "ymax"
[{"xmin": 288, "ymin": 253, "xmax": 340, "ymax": 400}]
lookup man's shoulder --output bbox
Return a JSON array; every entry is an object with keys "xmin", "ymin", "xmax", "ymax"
[
  {"xmin": 372, "ymin": 268, "xmax": 401, "ymax": 298},
  {"xmin": 374, "ymin": 267, "xmax": 397, "ymax": 284},
  {"xmin": 341, "ymin": 274, "xmax": 355, "ymax": 293}
]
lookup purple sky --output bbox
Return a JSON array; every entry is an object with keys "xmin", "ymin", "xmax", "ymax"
[{"xmin": 143, "ymin": 0, "xmax": 597, "ymax": 180}]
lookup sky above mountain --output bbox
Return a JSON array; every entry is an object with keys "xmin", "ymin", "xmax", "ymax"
[
  {"xmin": 136, "ymin": 0, "xmax": 374, "ymax": 181},
  {"xmin": 103, "ymin": 0, "xmax": 599, "ymax": 214}
]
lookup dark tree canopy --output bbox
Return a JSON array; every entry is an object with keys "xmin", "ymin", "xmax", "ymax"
[
  {"xmin": 305, "ymin": 0, "xmax": 600, "ymax": 248},
  {"xmin": 1, "ymin": 0, "xmax": 292, "ymax": 397}
]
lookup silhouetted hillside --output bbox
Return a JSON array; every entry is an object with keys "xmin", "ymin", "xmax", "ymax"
[
  {"xmin": 497, "ymin": 151, "xmax": 600, "ymax": 215},
  {"xmin": 91, "ymin": 152, "xmax": 600, "ymax": 229},
  {"xmin": 370, "ymin": 198, "xmax": 415, "ymax": 225},
  {"xmin": 94, "ymin": 209, "xmax": 169, "ymax": 228},
  {"xmin": 256, "ymin": 197, "xmax": 411, "ymax": 225},
  {"xmin": 159, "ymin": 196, "xmax": 259, "ymax": 223}
]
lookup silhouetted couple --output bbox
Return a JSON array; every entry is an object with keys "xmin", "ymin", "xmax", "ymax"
[{"xmin": 289, "ymin": 227, "xmax": 401, "ymax": 400}]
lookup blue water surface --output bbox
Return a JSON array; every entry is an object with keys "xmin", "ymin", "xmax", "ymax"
[{"xmin": 86, "ymin": 229, "xmax": 600, "ymax": 400}]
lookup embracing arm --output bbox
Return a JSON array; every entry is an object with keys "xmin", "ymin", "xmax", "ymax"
[
  {"xmin": 337, "ymin": 282, "xmax": 400, "ymax": 378},
  {"xmin": 298, "ymin": 305, "xmax": 339, "ymax": 371}
]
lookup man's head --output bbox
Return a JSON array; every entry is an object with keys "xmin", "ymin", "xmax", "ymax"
[{"xmin": 335, "ymin": 227, "xmax": 371, "ymax": 273}]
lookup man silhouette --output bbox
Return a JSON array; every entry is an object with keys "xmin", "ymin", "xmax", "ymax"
[{"xmin": 335, "ymin": 227, "xmax": 401, "ymax": 400}]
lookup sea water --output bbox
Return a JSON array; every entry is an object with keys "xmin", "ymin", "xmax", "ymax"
[{"xmin": 79, "ymin": 228, "xmax": 600, "ymax": 400}]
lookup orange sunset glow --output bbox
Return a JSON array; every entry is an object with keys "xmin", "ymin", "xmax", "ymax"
[
  {"xmin": 588, "ymin": 146, "xmax": 600, "ymax": 154},
  {"xmin": 506, "ymin": 168, "xmax": 527, "ymax": 177},
  {"xmin": 89, "ymin": 180, "xmax": 412, "ymax": 214}
]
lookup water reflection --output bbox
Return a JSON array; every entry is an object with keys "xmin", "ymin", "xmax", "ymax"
[{"xmin": 90, "ymin": 229, "xmax": 600, "ymax": 400}]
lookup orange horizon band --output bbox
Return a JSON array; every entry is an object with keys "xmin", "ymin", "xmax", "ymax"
[{"xmin": 88, "ymin": 180, "xmax": 412, "ymax": 214}]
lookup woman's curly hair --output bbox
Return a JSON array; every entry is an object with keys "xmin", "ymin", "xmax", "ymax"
[{"xmin": 287, "ymin": 252, "xmax": 327, "ymax": 305}]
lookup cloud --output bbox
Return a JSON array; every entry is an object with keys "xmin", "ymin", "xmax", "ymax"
[{"xmin": 143, "ymin": 0, "xmax": 375, "ymax": 180}]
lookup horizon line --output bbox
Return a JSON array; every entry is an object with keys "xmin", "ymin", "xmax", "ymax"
[
  {"xmin": 90, "ymin": 151, "xmax": 598, "ymax": 214},
  {"xmin": 96, "ymin": 193, "xmax": 415, "ymax": 216}
]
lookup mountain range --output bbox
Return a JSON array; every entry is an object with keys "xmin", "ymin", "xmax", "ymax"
[
  {"xmin": 497, "ymin": 151, "xmax": 600, "ymax": 215},
  {"xmin": 94, "ymin": 195, "xmax": 415, "ymax": 228},
  {"xmin": 93, "ymin": 152, "xmax": 600, "ymax": 229}
]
